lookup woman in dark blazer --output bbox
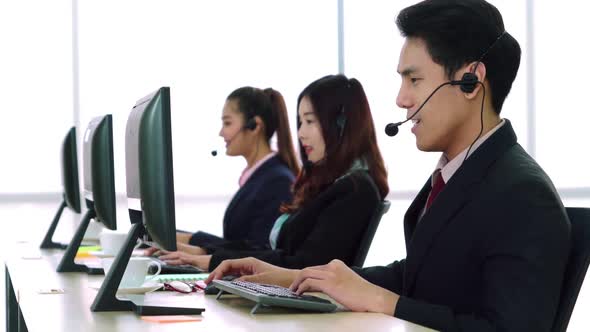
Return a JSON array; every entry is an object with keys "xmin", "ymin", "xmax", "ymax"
[
  {"xmin": 176, "ymin": 87, "xmax": 300, "ymax": 249},
  {"xmin": 157, "ymin": 75, "xmax": 389, "ymax": 271}
]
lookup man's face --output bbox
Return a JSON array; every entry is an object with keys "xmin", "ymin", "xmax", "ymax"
[{"xmin": 396, "ymin": 38, "xmax": 473, "ymax": 158}]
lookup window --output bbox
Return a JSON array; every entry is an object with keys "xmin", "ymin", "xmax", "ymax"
[
  {"xmin": 0, "ymin": 0, "xmax": 73, "ymax": 193},
  {"xmin": 77, "ymin": 0, "xmax": 337, "ymax": 196},
  {"xmin": 535, "ymin": 1, "xmax": 590, "ymax": 188}
]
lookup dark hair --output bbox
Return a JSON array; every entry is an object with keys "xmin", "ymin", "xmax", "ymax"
[
  {"xmin": 282, "ymin": 74, "xmax": 389, "ymax": 213},
  {"xmin": 227, "ymin": 87, "xmax": 300, "ymax": 175},
  {"xmin": 396, "ymin": 0, "xmax": 521, "ymax": 114}
]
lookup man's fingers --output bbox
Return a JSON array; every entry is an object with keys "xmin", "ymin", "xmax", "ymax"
[
  {"xmin": 289, "ymin": 268, "xmax": 332, "ymax": 291},
  {"xmin": 294, "ymin": 278, "xmax": 326, "ymax": 295}
]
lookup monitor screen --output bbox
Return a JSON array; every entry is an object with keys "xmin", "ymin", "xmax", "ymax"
[
  {"xmin": 125, "ymin": 87, "xmax": 176, "ymax": 251},
  {"xmin": 82, "ymin": 115, "xmax": 117, "ymax": 230},
  {"xmin": 61, "ymin": 127, "xmax": 81, "ymax": 213}
]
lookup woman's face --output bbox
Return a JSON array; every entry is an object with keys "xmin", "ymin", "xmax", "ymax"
[
  {"xmin": 219, "ymin": 99, "xmax": 250, "ymax": 156},
  {"xmin": 297, "ymin": 96, "xmax": 326, "ymax": 163}
]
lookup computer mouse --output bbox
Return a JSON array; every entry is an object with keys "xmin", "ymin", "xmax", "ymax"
[
  {"xmin": 204, "ymin": 275, "xmax": 238, "ymax": 295},
  {"xmin": 222, "ymin": 275, "xmax": 238, "ymax": 281},
  {"xmin": 169, "ymin": 280, "xmax": 192, "ymax": 293},
  {"xmin": 204, "ymin": 283, "xmax": 220, "ymax": 295}
]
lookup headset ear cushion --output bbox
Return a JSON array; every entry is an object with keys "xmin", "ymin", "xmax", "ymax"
[
  {"xmin": 336, "ymin": 114, "xmax": 346, "ymax": 130},
  {"xmin": 460, "ymin": 72, "xmax": 478, "ymax": 93},
  {"xmin": 244, "ymin": 117, "xmax": 257, "ymax": 130}
]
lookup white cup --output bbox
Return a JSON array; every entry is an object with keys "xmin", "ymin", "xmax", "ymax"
[
  {"xmin": 100, "ymin": 231, "xmax": 129, "ymax": 256},
  {"xmin": 83, "ymin": 221, "xmax": 103, "ymax": 241},
  {"xmin": 101, "ymin": 257, "xmax": 162, "ymax": 288}
]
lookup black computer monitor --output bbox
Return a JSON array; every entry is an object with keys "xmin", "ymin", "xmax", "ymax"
[
  {"xmin": 40, "ymin": 127, "xmax": 82, "ymax": 249},
  {"xmin": 124, "ymin": 87, "xmax": 176, "ymax": 250},
  {"xmin": 57, "ymin": 115, "xmax": 117, "ymax": 273},
  {"xmin": 84, "ymin": 115, "xmax": 117, "ymax": 230},
  {"xmin": 91, "ymin": 87, "xmax": 203, "ymax": 316}
]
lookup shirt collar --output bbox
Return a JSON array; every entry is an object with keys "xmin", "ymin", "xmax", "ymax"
[
  {"xmin": 239, "ymin": 152, "xmax": 277, "ymax": 187},
  {"xmin": 436, "ymin": 119, "xmax": 505, "ymax": 183}
]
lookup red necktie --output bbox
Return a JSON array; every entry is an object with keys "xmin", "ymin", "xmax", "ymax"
[{"xmin": 426, "ymin": 170, "xmax": 445, "ymax": 209}]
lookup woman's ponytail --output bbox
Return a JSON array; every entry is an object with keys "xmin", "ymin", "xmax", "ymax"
[{"xmin": 264, "ymin": 88, "xmax": 300, "ymax": 176}]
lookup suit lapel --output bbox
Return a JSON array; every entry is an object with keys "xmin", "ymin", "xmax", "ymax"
[
  {"xmin": 402, "ymin": 120, "xmax": 518, "ymax": 295},
  {"xmin": 223, "ymin": 185, "xmax": 248, "ymax": 236},
  {"xmin": 404, "ymin": 180, "xmax": 431, "ymax": 251},
  {"xmin": 223, "ymin": 156, "xmax": 281, "ymax": 235}
]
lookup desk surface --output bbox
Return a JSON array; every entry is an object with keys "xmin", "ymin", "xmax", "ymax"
[{"xmin": 6, "ymin": 248, "xmax": 435, "ymax": 332}]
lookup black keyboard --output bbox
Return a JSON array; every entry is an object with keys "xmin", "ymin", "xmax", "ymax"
[{"xmin": 212, "ymin": 279, "xmax": 337, "ymax": 314}]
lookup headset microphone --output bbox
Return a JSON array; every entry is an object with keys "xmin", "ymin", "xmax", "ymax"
[
  {"xmin": 385, "ymin": 122, "xmax": 400, "ymax": 137},
  {"xmin": 211, "ymin": 117, "xmax": 257, "ymax": 156},
  {"xmin": 384, "ymin": 73, "xmax": 479, "ymax": 137}
]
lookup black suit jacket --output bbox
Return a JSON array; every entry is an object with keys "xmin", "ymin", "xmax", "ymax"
[
  {"xmin": 355, "ymin": 120, "xmax": 570, "ymax": 331},
  {"xmin": 189, "ymin": 156, "xmax": 294, "ymax": 248},
  {"xmin": 207, "ymin": 170, "xmax": 381, "ymax": 270}
]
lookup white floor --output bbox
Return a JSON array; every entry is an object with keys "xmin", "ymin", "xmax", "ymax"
[{"xmin": 1, "ymin": 199, "xmax": 588, "ymax": 331}]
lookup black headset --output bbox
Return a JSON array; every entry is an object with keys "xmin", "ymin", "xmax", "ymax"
[
  {"xmin": 452, "ymin": 30, "xmax": 507, "ymax": 94},
  {"xmin": 451, "ymin": 72, "xmax": 479, "ymax": 93},
  {"xmin": 335, "ymin": 80, "xmax": 353, "ymax": 138},
  {"xmin": 243, "ymin": 117, "xmax": 257, "ymax": 131}
]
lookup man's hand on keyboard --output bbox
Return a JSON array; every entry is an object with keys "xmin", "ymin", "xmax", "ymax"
[
  {"xmin": 289, "ymin": 259, "xmax": 399, "ymax": 315},
  {"xmin": 206, "ymin": 257, "xmax": 298, "ymax": 288}
]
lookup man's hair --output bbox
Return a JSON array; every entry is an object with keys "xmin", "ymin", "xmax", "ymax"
[{"xmin": 396, "ymin": 0, "xmax": 521, "ymax": 114}]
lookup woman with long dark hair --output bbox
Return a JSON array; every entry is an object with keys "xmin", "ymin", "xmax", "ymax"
[{"xmin": 156, "ymin": 75, "xmax": 388, "ymax": 271}]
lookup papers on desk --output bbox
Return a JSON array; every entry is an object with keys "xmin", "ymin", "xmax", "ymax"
[
  {"xmin": 152, "ymin": 273, "xmax": 210, "ymax": 283},
  {"xmin": 21, "ymin": 253, "xmax": 42, "ymax": 260},
  {"xmin": 37, "ymin": 288, "xmax": 65, "ymax": 294},
  {"xmin": 88, "ymin": 282, "xmax": 163, "ymax": 294}
]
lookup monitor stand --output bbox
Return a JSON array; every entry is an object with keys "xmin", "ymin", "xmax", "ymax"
[
  {"xmin": 40, "ymin": 200, "xmax": 69, "ymax": 249},
  {"xmin": 56, "ymin": 209, "xmax": 96, "ymax": 272},
  {"xmin": 90, "ymin": 222, "xmax": 205, "ymax": 315}
]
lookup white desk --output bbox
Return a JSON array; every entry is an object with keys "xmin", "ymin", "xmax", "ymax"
[{"xmin": 5, "ymin": 249, "xmax": 435, "ymax": 332}]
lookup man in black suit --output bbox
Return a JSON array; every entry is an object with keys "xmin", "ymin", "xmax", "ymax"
[{"xmin": 207, "ymin": 1, "xmax": 571, "ymax": 330}]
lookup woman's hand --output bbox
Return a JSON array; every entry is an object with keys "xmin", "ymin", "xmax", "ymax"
[
  {"xmin": 157, "ymin": 252, "xmax": 212, "ymax": 271},
  {"xmin": 289, "ymin": 259, "xmax": 399, "ymax": 314},
  {"xmin": 176, "ymin": 242, "xmax": 207, "ymax": 255},
  {"xmin": 176, "ymin": 232, "xmax": 192, "ymax": 244},
  {"xmin": 206, "ymin": 257, "xmax": 299, "ymax": 287},
  {"xmin": 143, "ymin": 242, "xmax": 205, "ymax": 257},
  {"xmin": 143, "ymin": 246, "xmax": 159, "ymax": 257}
]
